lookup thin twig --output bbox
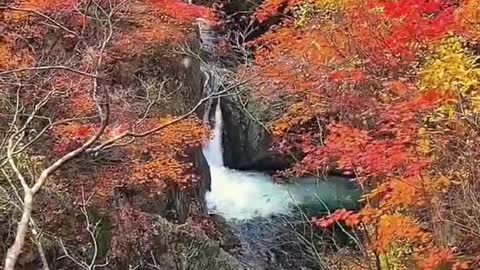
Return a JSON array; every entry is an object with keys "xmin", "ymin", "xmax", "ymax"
[
  {"xmin": 0, "ymin": 66, "xmax": 99, "ymax": 78},
  {"xmin": 0, "ymin": 6, "xmax": 79, "ymax": 37}
]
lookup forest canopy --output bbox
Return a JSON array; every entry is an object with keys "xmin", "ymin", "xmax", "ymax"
[
  {"xmin": 247, "ymin": 0, "xmax": 480, "ymax": 268},
  {"xmin": 1, "ymin": 0, "xmax": 480, "ymax": 269}
]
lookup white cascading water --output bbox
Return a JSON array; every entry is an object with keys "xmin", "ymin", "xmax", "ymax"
[
  {"xmin": 201, "ymin": 100, "xmax": 224, "ymax": 167},
  {"xmin": 202, "ymin": 101, "xmax": 294, "ymax": 220}
]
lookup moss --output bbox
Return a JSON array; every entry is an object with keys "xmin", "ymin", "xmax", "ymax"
[
  {"xmin": 150, "ymin": 216, "xmax": 241, "ymax": 270},
  {"xmin": 88, "ymin": 209, "xmax": 112, "ymax": 259}
]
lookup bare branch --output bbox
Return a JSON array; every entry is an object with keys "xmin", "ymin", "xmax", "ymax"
[
  {"xmin": 58, "ymin": 189, "xmax": 109, "ymax": 270},
  {"xmin": 0, "ymin": 66, "xmax": 99, "ymax": 78},
  {"xmin": 0, "ymin": 6, "xmax": 80, "ymax": 37},
  {"xmin": 3, "ymin": 0, "xmax": 114, "ymax": 266},
  {"xmin": 86, "ymin": 83, "xmax": 238, "ymax": 153}
]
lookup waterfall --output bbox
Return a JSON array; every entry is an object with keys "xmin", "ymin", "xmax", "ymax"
[
  {"xmin": 201, "ymin": 100, "xmax": 360, "ymax": 220},
  {"xmin": 194, "ymin": 17, "xmax": 362, "ymax": 270},
  {"xmin": 202, "ymin": 101, "xmax": 224, "ymax": 167},
  {"xmin": 197, "ymin": 19, "xmax": 294, "ymax": 220},
  {"xmin": 202, "ymin": 100, "xmax": 293, "ymax": 220},
  {"xmin": 197, "ymin": 18, "xmax": 360, "ymax": 221}
]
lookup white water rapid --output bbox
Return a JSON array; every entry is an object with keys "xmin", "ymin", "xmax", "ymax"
[{"xmin": 202, "ymin": 101, "xmax": 293, "ymax": 220}]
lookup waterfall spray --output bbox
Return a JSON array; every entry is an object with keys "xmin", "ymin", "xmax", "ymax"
[
  {"xmin": 201, "ymin": 99, "xmax": 360, "ymax": 220},
  {"xmin": 202, "ymin": 99, "xmax": 224, "ymax": 167},
  {"xmin": 202, "ymin": 98, "xmax": 293, "ymax": 220}
]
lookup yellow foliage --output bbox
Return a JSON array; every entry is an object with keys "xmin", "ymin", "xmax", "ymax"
[
  {"xmin": 310, "ymin": 0, "xmax": 354, "ymax": 11},
  {"xmin": 293, "ymin": 0, "xmax": 354, "ymax": 27},
  {"xmin": 421, "ymin": 37, "xmax": 480, "ymax": 121},
  {"xmin": 380, "ymin": 243, "xmax": 413, "ymax": 270},
  {"xmin": 420, "ymin": 37, "xmax": 480, "ymax": 96},
  {"xmin": 416, "ymin": 127, "xmax": 431, "ymax": 155},
  {"xmin": 294, "ymin": 2, "xmax": 316, "ymax": 28}
]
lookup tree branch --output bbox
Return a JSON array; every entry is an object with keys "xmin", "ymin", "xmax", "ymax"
[
  {"xmin": 0, "ymin": 6, "xmax": 79, "ymax": 37},
  {"xmin": 0, "ymin": 66, "xmax": 99, "ymax": 78},
  {"xmin": 86, "ymin": 82, "xmax": 240, "ymax": 153},
  {"xmin": 3, "ymin": 0, "xmax": 113, "ymax": 266}
]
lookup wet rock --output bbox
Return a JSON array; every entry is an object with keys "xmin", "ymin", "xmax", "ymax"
[
  {"xmin": 210, "ymin": 214, "xmax": 242, "ymax": 250},
  {"xmin": 220, "ymin": 98, "xmax": 293, "ymax": 173}
]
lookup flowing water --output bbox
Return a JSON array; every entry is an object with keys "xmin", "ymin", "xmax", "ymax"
[
  {"xmin": 203, "ymin": 102, "xmax": 291, "ymax": 219},
  {"xmin": 202, "ymin": 101, "xmax": 360, "ymax": 221}
]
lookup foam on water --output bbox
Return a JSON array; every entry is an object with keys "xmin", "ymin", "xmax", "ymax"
[
  {"xmin": 202, "ymin": 101, "xmax": 294, "ymax": 220},
  {"xmin": 206, "ymin": 166, "xmax": 292, "ymax": 220}
]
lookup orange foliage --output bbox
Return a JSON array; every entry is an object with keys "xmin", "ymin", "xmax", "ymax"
[
  {"xmin": 377, "ymin": 178, "xmax": 429, "ymax": 210},
  {"xmin": 14, "ymin": 0, "xmax": 77, "ymax": 11},
  {"xmin": 420, "ymin": 248, "xmax": 470, "ymax": 270},
  {"xmin": 52, "ymin": 123, "xmax": 93, "ymax": 140},
  {"xmin": 255, "ymin": 0, "xmax": 299, "ymax": 22},
  {"xmin": 111, "ymin": 1, "xmax": 204, "ymax": 56},
  {"xmin": 149, "ymin": 0, "xmax": 215, "ymax": 22},
  {"xmin": 0, "ymin": 0, "xmax": 222, "ymax": 266},
  {"xmin": 456, "ymin": 0, "xmax": 480, "ymax": 40},
  {"xmin": 376, "ymin": 214, "xmax": 431, "ymax": 252},
  {"xmin": 69, "ymin": 91, "xmax": 96, "ymax": 116},
  {"xmin": 248, "ymin": 0, "xmax": 457, "ymax": 92},
  {"xmin": 0, "ymin": 0, "xmax": 212, "ymax": 194},
  {"xmin": 312, "ymin": 208, "xmax": 356, "ymax": 228},
  {"xmin": 132, "ymin": 117, "xmax": 209, "ymax": 187},
  {"xmin": 271, "ymin": 98, "xmax": 326, "ymax": 136},
  {"xmin": 113, "ymin": 21, "xmax": 187, "ymax": 55},
  {"xmin": 329, "ymin": 69, "xmax": 367, "ymax": 84},
  {"xmin": 51, "ymin": 123, "xmax": 94, "ymax": 154},
  {"xmin": 248, "ymin": 26, "xmax": 339, "ymax": 95},
  {"xmin": 0, "ymin": 40, "xmax": 33, "ymax": 70},
  {"xmin": 253, "ymin": 0, "xmax": 478, "ymax": 266}
]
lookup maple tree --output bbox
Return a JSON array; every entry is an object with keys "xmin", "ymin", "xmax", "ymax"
[
  {"xmin": 0, "ymin": 0, "xmax": 227, "ymax": 269},
  {"xmin": 245, "ymin": 0, "xmax": 480, "ymax": 268},
  {"xmin": 1, "ymin": 0, "xmax": 479, "ymax": 268}
]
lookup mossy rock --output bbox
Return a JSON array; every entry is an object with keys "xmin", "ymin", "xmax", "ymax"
[{"xmin": 149, "ymin": 216, "xmax": 241, "ymax": 270}]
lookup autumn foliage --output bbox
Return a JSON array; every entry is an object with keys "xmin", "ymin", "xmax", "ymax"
[
  {"xmin": 248, "ymin": 0, "xmax": 480, "ymax": 268},
  {"xmin": 2, "ymin": 0, "xmax": 480, "ymax": 268},
  {"xmin": 149, "ymin": 0, "xmax": 215, "ymax": 22},
  {"xmin": 0, "ymin": 0, "xmax": 217, "ymax": 267}
]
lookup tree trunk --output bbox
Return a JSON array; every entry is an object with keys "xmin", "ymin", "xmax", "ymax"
[{"xmin": 4, "ymin": 191, "xmax": 34, "ymax": 270}]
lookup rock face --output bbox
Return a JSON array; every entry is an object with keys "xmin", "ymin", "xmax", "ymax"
[
  {"xmin": 169, "ymin": 147, "xmax": 212, "ymax": 222},
  {"xmin": 45, "ymin": 212, "xmax": 241, "ymax": 270},
  {"xmin": 102, "ymin": 215, "xmax": 241, "ymax": 270},
  {"xmin": 221, "ymin": 99, "xmax": 293, "ymax": 173}
]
